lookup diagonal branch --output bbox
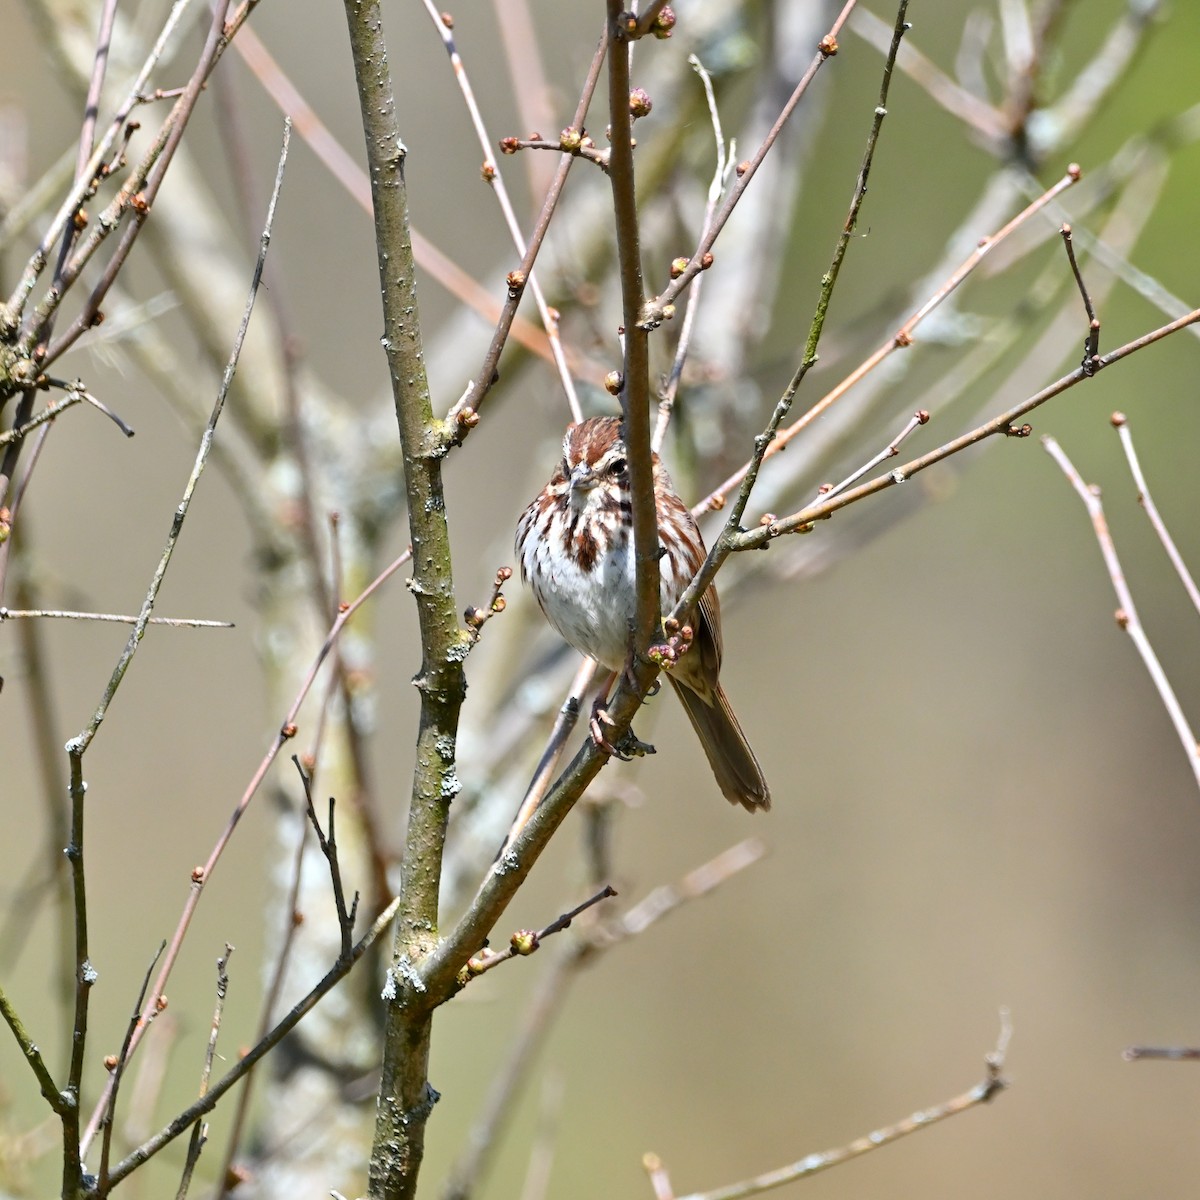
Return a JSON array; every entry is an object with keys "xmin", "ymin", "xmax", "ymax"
[
  {"xmin": 102, "ymin": 895, "xmax": 402, "ymax": 1190},
  {"xmin": 669, "ymin": 1013, "xmax": 1011, "ymax": 1200}
]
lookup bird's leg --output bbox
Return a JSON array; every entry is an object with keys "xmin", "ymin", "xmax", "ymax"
[
  {"xmin": 588, "ymin": 669, "xmax": 621, "ymax": 755},
  {"xmin": 589, "ymin": 664, "xmax": 656, "ymax": 762}
]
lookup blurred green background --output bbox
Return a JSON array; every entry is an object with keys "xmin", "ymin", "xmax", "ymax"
[{"xmin": 3, "ymin": 1, "xmax": 1200, "ymax": 1197}]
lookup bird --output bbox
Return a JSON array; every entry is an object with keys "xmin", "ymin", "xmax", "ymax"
[{"xmin": 516, "ymin": 416, "xmax": 770, "ymax": 811}]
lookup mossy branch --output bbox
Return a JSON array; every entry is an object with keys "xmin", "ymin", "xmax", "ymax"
[{"xmin": 339, "ymin": 2, "xmax": 467, "ymax": 1197}]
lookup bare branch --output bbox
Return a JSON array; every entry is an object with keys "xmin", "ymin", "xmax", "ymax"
[
  {"xmin": 672, "ymin": 1012, "xmax": 1011, "ymax": 1200},
  {"xmin": 1113, "ymin": 414, "xmax": 1200, "ymax": 616},
  {"xmin": 0, "ymin": 607, "xmax": 232, "ymax": 627},
  {"xmin": 420, "ymin": 0, "xmax": 582, "ymax": 423},
  {"xmin": 456, "ymin": 885, "xmax": 618, "ymax": 984},
  {"xmin": 102, "ymin": 895, "xmax": 402, "ymax": 1190},
  {"xmin": 0, "ymin": 983, "xmax": 66, "ymax": 1115},
  {"xmin": 1043, "ymin": 434, "xmax": 1200, "ymax": 793},
  {"xmin": 694, "ymin": 165, "xmax": 1080, "ymax": 518},
  {"xmin": 1060, "ymin": 224, "xmax": 1100, "ymax": 369},
  {"xmin": 97, "ymin": 941, "xmax": 168, "ymax": 1194},
  {"xmin": 734, "ymin": 306, "xmax": 1200, "ymax": 548},
  {"xmin": 640, "ymin": 0, "xmax": 859, "ymax": 327}
]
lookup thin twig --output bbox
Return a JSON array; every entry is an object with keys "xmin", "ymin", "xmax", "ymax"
[
  {"xmin": 62, "ymin": 746, "xmax": 94, "ymax": 1192},
  {"xmin": 443, "ymin": 842, "xmax": 764, "ymax": 1200},
  {"xmin": 640, "ymin": 0, "xmax": 859, "ymax": 328},
  {"xmin": 97, "ymin": 941, "xmax": 167, "ymax": 1194},
  {"xmin": 457, "ymin": 886, "xmax": 618, "ymax": 983},
  {"xmin": 78, "ymin": 540, "xmax": 413, "ymax": 1155},
  {"xmin": 213, "ymin": 796, "xmax": 309, "ymax": 1195},
  {"xmin": 500, "ymin": 658, "xmax": 598, "ymax": 858},
  {"xmin": 1125, "ymin": 1045, "xmax": 1200, "ymax": 1062},
  {"xmin": 52, "ymin": 0, "xmax": 120, "ymax": 292},
  {"xmin": 809, "ymin": 409, "xmax": 929, "ymax": 505},
  {"xmin": 1043, "ymin": 435, "xmax": 1200, "ymax": 793},
  {"xmin": 76, "ymin": 120, "xmax": 292, "ymax": 1157},
  {"xmin": 694, "ymin": 165, "xmax": 1080, "ymax": 517},
  {"xmin": 0, "ymin": 607, "xmax": 233, "ymax": 627},
  {"xmin": 673, "ymin": 1012, "xmax": 1012, "ymax": 1200},
  {"xmin": 733, "ymin": 305, "xmax": 1200, "ymax": 547},
  {"xmin": 1060, "ymin": 224, "xmax": 1100, "ymax": 370},
  {"xmin": 172, "ymin": 945, "xmax": 233, "ymax": 1200},
  {"xmin": 102, "ymin": 895, "xmax": 402, "ymax": 1190},
  {"xmin": 1112, "ymin": 414, "xmax": 1200, "ymax": 615},
  {"xmin": 653, "ymin": 54, "xmax": 733, "ymax": 452},
  {"xmin": 463, "ymin": 566, "xmax": 514, "ymax": 651},
  {"xmin": 0, "ymin": 983, "xmax": 66, "ymax": 1114},
  {"xmin": 501, "ymin": 137, "xmax": 611, "ymax": 172},
  {"xmin": 293, "ymin": 757, "xmax": 360, "ymax": 958},
  {"xmin": 420, "ymin": 0, "xmax": 582, "ymax": 422}
]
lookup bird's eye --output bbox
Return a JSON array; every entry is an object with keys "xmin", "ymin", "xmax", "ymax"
[{"xmin": 608, "ymin": 457, "xmax": 627, "ymax": 476}]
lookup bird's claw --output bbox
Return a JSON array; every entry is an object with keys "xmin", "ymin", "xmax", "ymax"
[{"xmin": 589, "ymin": 702, "xmax": 656, "ymax": 761}]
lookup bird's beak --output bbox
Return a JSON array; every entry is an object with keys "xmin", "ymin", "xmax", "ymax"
[{"xmin": 569, "ymin": 464, "xmax": 597, "ymax": 493}]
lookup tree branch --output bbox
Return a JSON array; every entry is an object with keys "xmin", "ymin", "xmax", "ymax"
[{"xmin": 338, "ymin": 3, "xmax": 468, "ymax": 1195}]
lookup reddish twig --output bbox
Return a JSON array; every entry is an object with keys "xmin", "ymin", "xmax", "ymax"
[
  {"xmin": 420, "ymin": 0, "xmax": 582, "ymax": 422},
  {"xmin": 1112, "ymin": 414, "xmax": 1200, "ymax": 615},
  {"xmin": 640, "ymin": 0, "xmax": 859, "ymax": 329},
  {"xmin": 228, "ymin": 20, "xmax": 560, "ymax": 370},
  {"xmin": 1043, "ymin": 434, "xmax": 1200, "ymax": 793},
  {"xmin": 732, "ymin": 305, "xmax": 1200, "ymax": 549},
  {"xmin": 445, "ymin": 24, "xmax": 610, "ymax": 437},
  {"xmin": 79, "ymin": 541, "xmax": 413, "ymax": 1154},
  {"xmin": 694, "ymin": 166, "xmax": 1080, "ymax": 517}
]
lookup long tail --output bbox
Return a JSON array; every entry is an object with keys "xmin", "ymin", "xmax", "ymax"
[{"xmin": 669, "ymin": 678, "xmax": 771, "ymax": 812}]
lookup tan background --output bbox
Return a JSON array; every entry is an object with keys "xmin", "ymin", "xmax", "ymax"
[{"xmin": 3, "ymin": 1, "xmax": 1200, "ymax": 1197}]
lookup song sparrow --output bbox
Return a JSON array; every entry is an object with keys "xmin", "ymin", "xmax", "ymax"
[{"xmin": 515, "ymin": 416, "xmax": 770, "ymax": 811}]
